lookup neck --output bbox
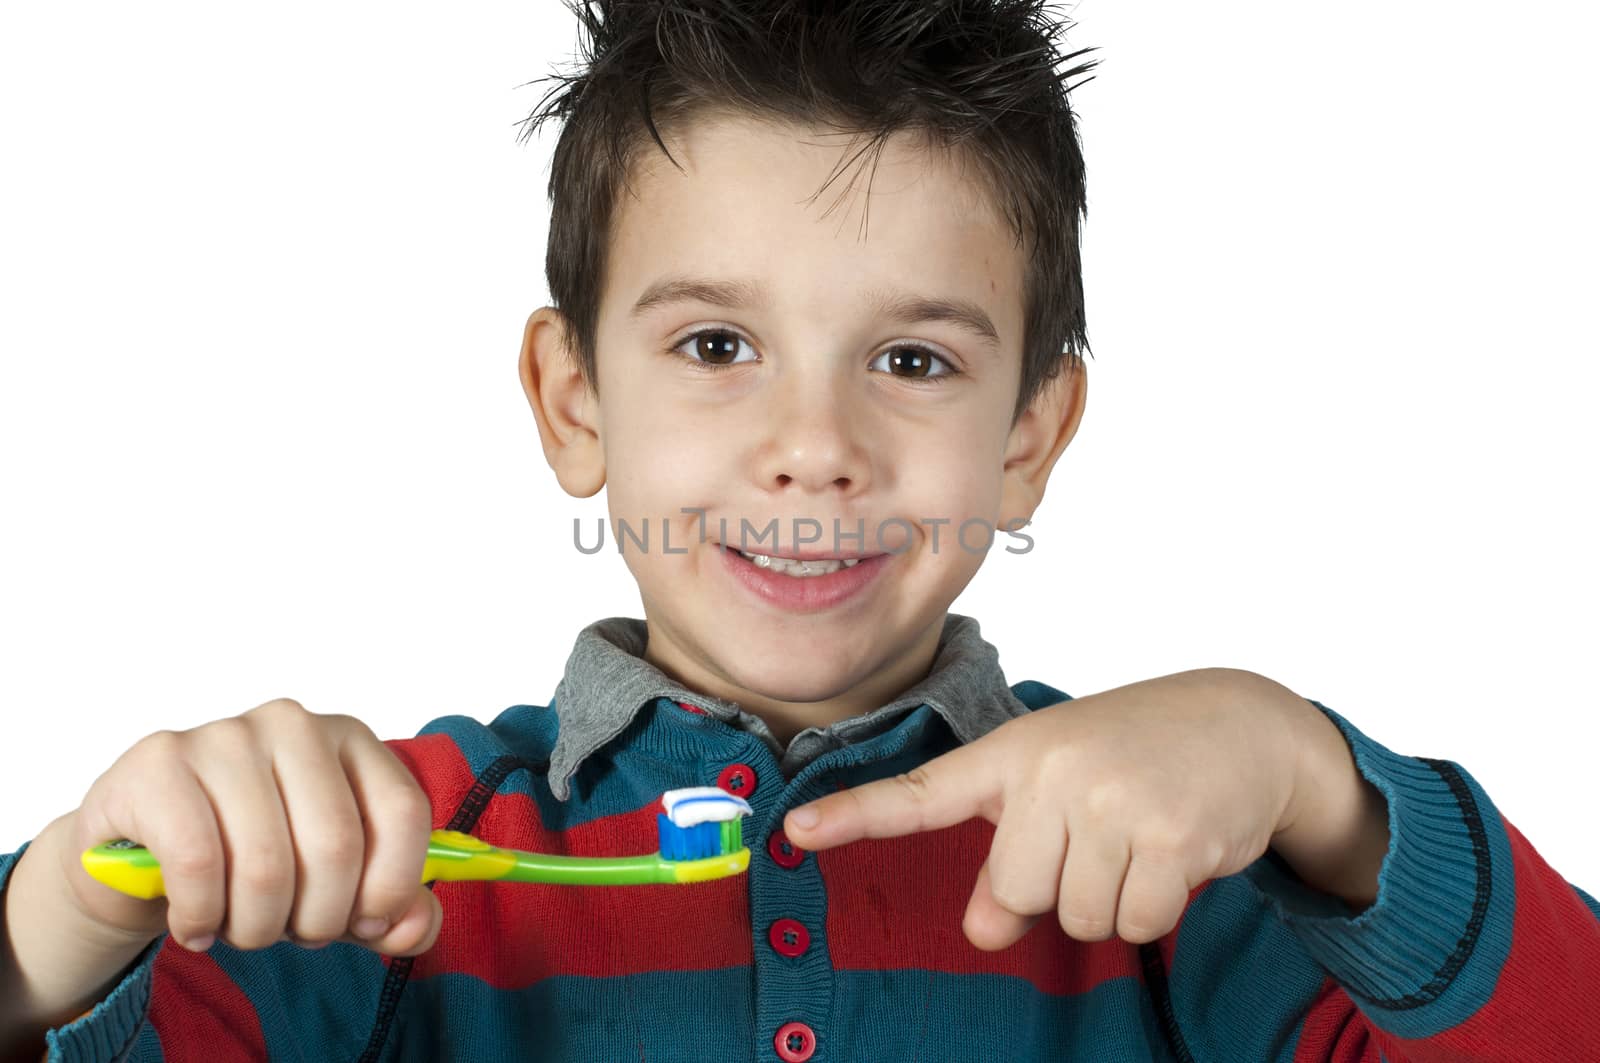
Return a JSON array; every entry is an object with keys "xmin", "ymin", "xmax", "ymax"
[{"xmin": 642, "ymin": 615, "xmax": 947, "ymax": 747}]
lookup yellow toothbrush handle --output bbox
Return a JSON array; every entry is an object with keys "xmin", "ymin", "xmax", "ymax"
[
  {"xmin": 419, "ymin": 829, "xmax": 518, "ymax": 882},
  {"xmin": 81, "ymin": 830, "xmax": 519, "ymax": 900},
  {"xmin": 80, "ymin": 839, "xmax": 165, "ymax": 900}
]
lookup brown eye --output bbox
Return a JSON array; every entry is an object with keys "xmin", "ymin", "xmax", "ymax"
[
  {"xmin": 695, "ymin": 330, "xmax": 741, "ymax": 365},
  {"xmin": 889, "ymin": 348, "xmax": 932, "ymax": 376},
  {"xmin": 872, "ymin": 345, "xmax": 957, "ymax": 381},
  {"xmin": 671, "ymin": 328, "xmax": 757, "ymax": 370}
]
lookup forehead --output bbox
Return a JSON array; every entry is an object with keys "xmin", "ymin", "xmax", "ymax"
[{"xmin": 604, "ymin": 111, "xmax": 1023, "ymax": 338}]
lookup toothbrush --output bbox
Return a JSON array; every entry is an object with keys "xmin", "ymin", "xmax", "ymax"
[{"xmin": 80, "ymin": 786, "xmax": 753, "ymax": 901}]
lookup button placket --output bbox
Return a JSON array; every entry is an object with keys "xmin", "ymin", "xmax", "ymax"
[{"xmin": 751, "ymin": 772, "xmax": 837, "ymax": 1063}]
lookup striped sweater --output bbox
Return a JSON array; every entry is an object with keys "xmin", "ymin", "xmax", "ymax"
[{"xmin": 4, "ymin": 613, "xmax": 1598, "ymax": 1061}]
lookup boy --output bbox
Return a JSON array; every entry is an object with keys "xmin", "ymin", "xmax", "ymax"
[{"xmin": 3, "ymin": 1, "xmax": 1598, "ymax": 1060}]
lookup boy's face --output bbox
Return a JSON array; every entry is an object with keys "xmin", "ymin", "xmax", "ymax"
[{"xmin": 522, "ymin": 112, "xmax": 1084, "ymax": 735}]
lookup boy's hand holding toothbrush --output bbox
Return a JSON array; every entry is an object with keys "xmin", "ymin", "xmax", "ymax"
[
  {"xmin": 782, "ymin": 668, "xmax": 1393, "ymax": 949},
  {"xmin": 50, "ymin": 697, "xmax": 444, "ymax": 959},
  {"xmin": 1, "ymin": 698, "xmax": 442, "ymax": 1056}
]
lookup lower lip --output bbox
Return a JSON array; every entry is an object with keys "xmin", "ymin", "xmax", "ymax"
[{"xmin": 718, "ymin": 545, "xmax": 891, "ymax": 613}]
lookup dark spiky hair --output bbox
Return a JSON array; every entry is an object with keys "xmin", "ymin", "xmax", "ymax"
[{"xmin": 517, "ymin": 0, "xmax": 1099, "ymax": 427}]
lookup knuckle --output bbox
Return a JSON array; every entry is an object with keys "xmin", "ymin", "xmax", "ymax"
[
  {"xmin": 168, "ymin": 896, "xmax": 226, "ymax": 940},
  {"xmin": 1132, "ymin": 840, "xmax": 1186, "ymax": 874},
  {"xmin": 890, "ymin": 768, "xmax": 936, "ymax": 822},
  {"xmin": 165, "ymin": 844, "xmax": 224, "ymax": 881},
  {"xmin": 386, "ymin": 780, "xmax": 434, "ymax": 826},
  {"xmin": 1080, "ymin": 778, "xmax": 1127, "ymax": 821},
  {"xmin": 327, "ymin": 711, "xmax": 374, "ymax": 739},
  {"xmin": 132, "ymin": 729, "xmax": 186, "ymax": 764},
  {"xmin": 250, "ymin": 697, "xmax": 319, "ymax": 732},
  {"xmin": 1061, "ymin": 909, "xmax": 1113, "ymax": 940},
  {"xmin": 169, "ymin": 913, "xmax": 220, "ymax": 944},
  {"xmin": 988, "ymin": 884, "xmax": 1029, "ymax": 915},
  {"xmin": 1034, "ymin": 743, "xmax": 1075, "ymax": 781},
  {"xmin": 303, "ymin": 822, "xmax": 365, "ymax": 866},
  {"xmin": 233, "ymin": 847, "xmax": 294, "ymax": 896},
  {"xmin": 893, "ymin": 767, "xmax": 935, "ymax": 800},
  {"xmin": 198, "ymin": 716, "xmax": 256, "ymax": 755},
  {"xmin": 290, "ymin": 910, "xmax": 350, "ymax": 943},
  {"xmin": 138, "ymin": 727, "xmax": 182, "ymax": 749},
  {"xmin": 358, "ymin": 874, "xmax": 417, "ymax": 919},
  {"xmin": 1118, "ymin": 907, "xmax": 1172, "ymax": 943},
  {"xmin": 987, "ymin": 873, "xmax": 1044, "ymax": 915},
  {"xmin": 1137, "ymin": 817, "xmax": 1199, "ymax": 862},
  {"xmin": 228, "ymin": 926, "xmax": 280, "ymax": 951}
]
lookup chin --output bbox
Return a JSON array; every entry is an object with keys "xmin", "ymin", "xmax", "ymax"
[{"xmin": 717, "ymin": 652, "xmax": 865, "ymax": 705}]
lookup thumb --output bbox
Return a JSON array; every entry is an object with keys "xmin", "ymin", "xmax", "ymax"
[
  {"xmin": 963, "ymin": 858, "xmax": 1039, "ymax": 951},
  {"xmin": 347, "ymin": 886, "xmax": 443, "ymax": 957},
  {"xmin": 783, "ymin": 738, "xmax": 999, "ymax": 851}
]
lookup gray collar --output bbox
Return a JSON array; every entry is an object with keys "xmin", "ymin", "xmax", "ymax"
[{"xmin": 546, "ymin": 612, "xmax": 1030, "ymax": 800}]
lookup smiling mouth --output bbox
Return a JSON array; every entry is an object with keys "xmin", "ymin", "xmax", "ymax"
[
  {"xmin": 737, "ymin": 550, "xmax": 856, "ymax": 576},
  {"xmin": 715, "ymin": 542, "xmax": 885, "ymax": 577}
]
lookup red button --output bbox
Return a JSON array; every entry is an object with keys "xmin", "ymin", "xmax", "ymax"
[
  {"xmin": 675, "ymin": 700, "xmax": 708, "ymax": 716},
  {"xmin": 767, "ymin": 830, "xmax": 805, "ymax": 869},
  {"xmin": 717, "ymin": 762, "xmax": 757, "ymax": 797},
  {"xmin": 774, "ymin": 1022, "xmax": 816, "ymax": 1062},
  {"xmin": 768, "ymin": 918, "xmax": 810, "ymax": 959}
]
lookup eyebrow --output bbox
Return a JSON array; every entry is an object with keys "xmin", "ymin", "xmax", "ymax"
[{"xmin": 628, "ymin": 274, "xmax": 1002, "ymax": 352}]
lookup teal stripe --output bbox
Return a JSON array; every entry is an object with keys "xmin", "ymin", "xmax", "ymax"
[
  {"xmin": 131, "ymin": 1021, "xmax": 164, "ymax": 1060},
  {"xmin": 831, "ymin": 969, "xmax": 1168, "ymax": 1062},
  {"xmin": 392, "ymin": 969, "xmax": 755, "ymax": 1063},
  {"xmin": 206, "ymin": 939, "xmax": 389, "ymax": 1059},
  {"xmin": 386, "ymin": 968, "xmax": 1171, "ymax": 1062},
  {"xmin": 1168, "ymin": 872, "xmax": 1337, "ymax": 1062}
]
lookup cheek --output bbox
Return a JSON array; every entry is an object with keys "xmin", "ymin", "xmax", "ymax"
[
  {"xmin": 602, "ymin": 421, "xmax": 727, "ymax": 527},
  {"xmin": 910, "ymin": 429, "xmax": 1003, "ymax": 514}
]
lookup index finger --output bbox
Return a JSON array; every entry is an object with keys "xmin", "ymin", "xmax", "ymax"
[{"xmin": 782, "ymin": 738, "xmax": 999, "ymax": 851}]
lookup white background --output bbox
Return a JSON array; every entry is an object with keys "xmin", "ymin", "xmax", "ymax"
[{"xmin": 3, "ymin": 3, "xmax": 1596, "ymax": 892}]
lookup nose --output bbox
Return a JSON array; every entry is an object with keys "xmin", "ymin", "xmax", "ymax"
[{"xmin": 752, "ymin": 375, "xmax": 872, "ymax": 497}]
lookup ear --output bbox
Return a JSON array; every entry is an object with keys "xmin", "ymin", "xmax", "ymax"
[
  {"xmin": 998, "ymin": 359, "xmax": 1087, "ymax": 530},
  {"xmin": 518, "ymin": 307, "xmax": 605, "ymax": 498}
]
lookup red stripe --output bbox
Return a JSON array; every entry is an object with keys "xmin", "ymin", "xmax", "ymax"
[
  {"xmin": 383, "ymin": 734, "xmax": 752, "ymax": 986},
  {"xmin": 384, "ymin": 732, "xmax": 480, "ymax": 829},
  {"xmin": 1287, "ymin": 980, "xmax": 1381, "ymax": 1063},
  {"xmin": 1455, "ymin": 815, "xmax": 1600, "ymax": 1047},
  {"xmin": 817, "ymin": 818, "xmax": 1140, "ymax": 995},
  {"xmin": 410, "ymin": 796, "xmax": 752, "ymax": 985},
  {"xmin": 148, "ymin": 939, "xmax": 269, "ymax": 1060}
]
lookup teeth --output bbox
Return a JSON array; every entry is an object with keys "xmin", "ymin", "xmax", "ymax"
[{"xmin": 735, "ymin": 549, "xmax": 861, "ymax": 577}]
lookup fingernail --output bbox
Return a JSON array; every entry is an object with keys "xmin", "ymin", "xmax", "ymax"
[
  {"xmin": 182, "ymin": 934, "xmax": 214, "ymax": 952},
  {"xmin": 354, "ymin": 917, "xmax": 389, "ymax": 939},
  {"xmin": 790, "ymin": 805, "xmax": 820, "ymax": 830}
]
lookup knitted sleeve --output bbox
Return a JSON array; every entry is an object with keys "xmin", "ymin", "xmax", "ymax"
[
  {"xmin": 0, "ymin": 838, "xmax": 160, "ymax": 1062},
  {"xmin": 0, "ymin": 711, "xmax": 556, "ymax": 1063},
  {"xmin": 1, "ymin": 835, "xmax": 407, "ymax": 1063},
  {"xmin": 1158, "ymin": 699, "xmax": 1600, "ymax": 1061},
  {"xmin": 0, "ymin": 731, "xmax": 487, "ymax": 1062}
]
